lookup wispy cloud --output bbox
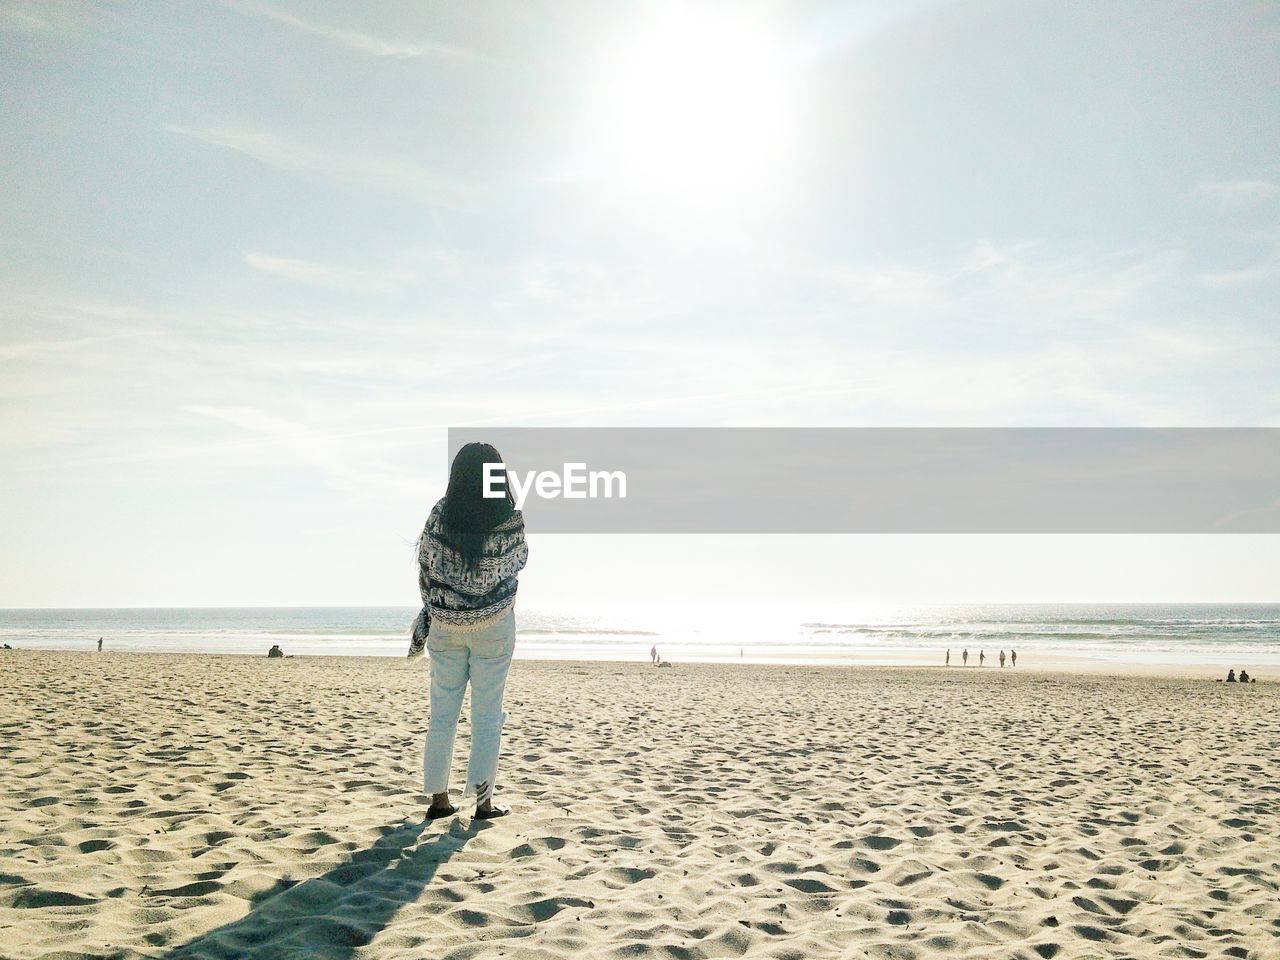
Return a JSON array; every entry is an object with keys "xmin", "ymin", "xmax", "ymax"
[
  {"xmin": 184, "ymin": 404, "xmax": 425, "ymax": 497},
  {"xmin": 243, "ymin": 248, "xmax": 458, "ymax": 294},
  {"xmin": 169, "ymin": 124, "xmax": 468, "ymax": 206},
  {"xmin": 0, "ymin": 1, "xmax": 79, "ymax": 33},
  {"xmin": 1195, "ymin": 248, "xmax": 1280, "ymax": 287},
  {"xmin": 218, "ymin": 0, "xmax": 476, "ymax": 59},
  {"xmin": 773, "ymin": 240, "xmax": 1271, "ymax": 424},
  {"xmin": 0, "ymin": 330, "xmax": 154, "ymax": 363},
  {"xmin": 1191, "ymin": 178, "xmax": 1280, "ymax": 207},
  {"xmin": 814, "ymin": 241, "xmax": 1184, "ymax": 332}
]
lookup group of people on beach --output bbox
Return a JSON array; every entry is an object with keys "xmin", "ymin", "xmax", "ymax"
[
  {"xmin": 945, "ymin": 648, "xmax": 1015, "ymax": 668},
  {"xmin": 1224, "ymin": 668, "xmax": 1256, "ymax": 683}
]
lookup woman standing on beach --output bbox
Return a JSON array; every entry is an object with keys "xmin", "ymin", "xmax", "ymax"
[{"xmin": 410, "ymin": 443, "xmax": 529, "ymax": 820}]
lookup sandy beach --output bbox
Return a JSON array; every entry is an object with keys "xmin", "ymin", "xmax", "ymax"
[{"xmin": 1, "ymin": 650, "xmax": 1277, "ymax": 960}]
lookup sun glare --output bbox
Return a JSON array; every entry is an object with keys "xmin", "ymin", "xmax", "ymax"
[{"xmin": 594, "ymin": 7, "xmax": 798, "ymax": 208}]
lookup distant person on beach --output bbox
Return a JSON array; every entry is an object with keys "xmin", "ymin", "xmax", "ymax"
[
  {"xmin": 962, "ymin": 648, "xmax": 969, "ymax": 666},
  {"xmin": 1239, "ymin": 669, "xmax": 1250, "ymax": 683},
  {"xmin": 97, "ymin": 637, "xmax": 103, "ymax": 652},
  {"xmin": 414, "ymin": 443, "xmax": 528, "ymax": 822},
  {"xmin": 650, "ymin": 644, "xmax": 658, "ymax": 664},
  {"xmin": 1011, "ymin": 649, "xmax": 1017, "ymax": 667},
  {"xmin": 267, "ymin": 644, "xmax": 283, "ymax": 658},
  {"xmin": 1226, "ymin": 669, "xmax": 1236, "ymax": 683},
  {"xmin": 979, "ymin": 650, "xmax": 986, "ymax": 667},
  {"xmin": 999, "ymin": 650, "xmax": 1006, "ymax": 668},
  {"xmin": 945, "ymin": 649, "xmax": 950, "ymax": 666}
]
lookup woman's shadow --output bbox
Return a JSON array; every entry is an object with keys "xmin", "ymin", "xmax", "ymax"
[{"xmin": 157, "ymin": 817, "xmax": 482, "ymax": 959}]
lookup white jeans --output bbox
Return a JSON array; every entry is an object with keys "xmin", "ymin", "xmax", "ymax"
[{"xmin": 422, "ymin": 609, "xmax": 515, "ymax": 804}]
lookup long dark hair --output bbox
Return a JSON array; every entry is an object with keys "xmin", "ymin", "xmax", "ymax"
[{"xmin": 439, "ymin": 442, "xmax": 515, "ymax": 561}]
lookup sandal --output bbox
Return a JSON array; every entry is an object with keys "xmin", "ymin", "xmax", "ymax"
[{"xmin": 425, "ymin": 803, "xmax": 457, "ymax": 821}]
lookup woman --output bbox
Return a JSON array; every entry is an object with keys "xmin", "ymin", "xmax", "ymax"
[{"xmin": 410, "ymin": 442, "xmax": 529, "ymax": 820}]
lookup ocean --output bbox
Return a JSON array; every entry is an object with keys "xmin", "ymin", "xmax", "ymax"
[{"xmin": 1, "ymin": 603, "xmax": 1277, "ymax": 668}]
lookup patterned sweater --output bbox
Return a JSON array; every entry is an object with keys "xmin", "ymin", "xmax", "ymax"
[{"xmin": 410, "ymin": 498, "xmax": 528, "ymax": 649}]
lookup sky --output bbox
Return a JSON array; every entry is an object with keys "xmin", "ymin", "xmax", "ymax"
[{"xmin": 2, "ymin": 0, "xmax": 1279, "ymax": 608}]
